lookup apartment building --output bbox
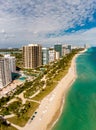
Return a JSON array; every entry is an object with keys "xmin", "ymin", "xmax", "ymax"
[
  {"xmin": 23, "ymin": 44, "xmax": 42, "ymax": 69},
  {"xmin": 54, "ymin": 44, "xmax": 62, "ymax": 57},
  {"xmin": 42, "ymin": 48, "xmax": 49, "ymax": 65},
  {"xmin": 0, "ymin": 58, "xmax": 12, "ymax": 89},
  {"xmin": 4, "ymin": 54, "xmax": 16, "ymax": 72},
  {"xmin": 49, "ymin": 48, "xmax": 56, "ymax": 62}
]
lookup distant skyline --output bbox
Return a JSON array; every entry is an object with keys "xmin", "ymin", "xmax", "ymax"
[{"xmin": 0, "ymin": 0, "xmax": 96, "ymax": 48}]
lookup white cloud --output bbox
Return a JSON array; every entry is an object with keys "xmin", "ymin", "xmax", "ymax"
[
  {"xmin": 41, "ymin": 28, "xmax": 96, "ymax": 46},
  {"xmin": 0, "ymin": 0, "xmax": 96, "ymax": 47},
  {"xmin": 1, "ymin": 29, "xmax": 5, "ymax": 34}
]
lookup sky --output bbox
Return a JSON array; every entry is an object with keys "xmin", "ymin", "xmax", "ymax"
[{"xmin": 0, "ymin": 0, "xmax": 96, "ymax": 48}]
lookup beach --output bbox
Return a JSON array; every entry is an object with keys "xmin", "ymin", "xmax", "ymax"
[{"xmin": 22, "ymin": 50, "xmax": 86, "ymax": 130}]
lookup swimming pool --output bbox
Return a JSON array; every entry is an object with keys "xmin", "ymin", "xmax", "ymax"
[{"xmin": 19, "ymin": 77, "xmax": 26, "ymax": 81}]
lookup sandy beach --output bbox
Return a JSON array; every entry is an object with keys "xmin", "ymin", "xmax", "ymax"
[{"xmin": 22, "ymin": 50, "xmax": 86, "ymax": 130}]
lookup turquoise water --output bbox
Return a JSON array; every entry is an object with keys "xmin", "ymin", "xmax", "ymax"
[
  {"xmin": 19, "ymin": 77, "xmax": 26, "ymax": 81},
  {"xmin": 53, "ymin": 47, "xmax": 96, "ymax": 130}
]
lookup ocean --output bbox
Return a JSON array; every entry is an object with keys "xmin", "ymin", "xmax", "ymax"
[{"xmin": 53, "ymin": 47, "xmax": 96, "ymax": 130}]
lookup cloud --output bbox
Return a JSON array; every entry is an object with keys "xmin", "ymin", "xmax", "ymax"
[
  {"xmin": 42, "ymin": 28, "xmax": 96, "ymax": 46},
  {"xmin": 0, "ymin": 0, "xmax": 96, "ymax": 47}
]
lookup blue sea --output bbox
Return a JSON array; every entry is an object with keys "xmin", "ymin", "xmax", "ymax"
[{"xmin": 53, "ymin": 47, "xmax": 96, "ymax": 130}]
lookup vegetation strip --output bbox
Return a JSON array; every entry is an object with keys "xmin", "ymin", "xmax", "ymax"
[{"xmin": 0, "ymin": 48, "xmax": 83, "ymax": 129}]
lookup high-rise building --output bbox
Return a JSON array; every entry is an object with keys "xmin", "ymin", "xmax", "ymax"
[
  {"xmin": 23, "ymin": 44, "xmax": 42, "ymax": 69},
  {"xmin": 62, "ymin": 46, "xmax": 67, "ymax": 56},
  {"xmin": 84, "ymin": 44, "xmax": 89, "ymax": 49},
  {"xmin": 42, "ymin": 48, "xmax": 49, "ymax": 65},
  {"xmin": 49, "ymin": 48, "xmax": 56, "ymax": 62},
  {"xmin": 67, "ymin": 45, "xmax": 72, "ymax": 51},
  {"xmin": 62, "ymin": 44, "xmax": 72, "ymax": 56},
  {"xmin": 0, "ymin": 58, "xmax": 12, "ymax": 89},
  {"xmin": 4, "ymin": 54, "xmax": 16, "ymax": 72},
  {"xmin": 54, "ymin": 44, "xmax": 62, "ymax": 57}
]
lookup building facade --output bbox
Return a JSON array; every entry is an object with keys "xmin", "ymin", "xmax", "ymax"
[
  {"xmin": 4, "ymin": 54, "xmax": 16, "ymax": 72},
  {"xmin": 55, "ymin": 51, "xmax": 60, "ymax": 60},
  {"xmin": 23, "ymin": 44, "xmax": 42, "ymax": 69},
  {"xmin": 62, "ymin": 44, "xmax": 72, "ymax": 56},
  {"xmin": 62, "ymin": 46, "xmax": 66, "ymax": 56},
  {"xmin": 54, "ymin": 44, "xmax": 62, "ymax": 57},
  {"xmin": 67, "ymin": 45, "xmax": 72, "ymax": 51},
  {"xmin": 0, "ymin": 58, "xmax": 12, "ymax": 89},
  {"xmin": 42, "ymin": 48, "xmax": 49, "ymax": 65},
  {"xmin": 49, "ymin": 48, "xmax": 56, "ymax": 63}
]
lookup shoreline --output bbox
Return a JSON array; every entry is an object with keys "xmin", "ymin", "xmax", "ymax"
[
  {"xmin": 48, "ymin": 49, "xmax": 87, "ymax": 130},
  {"xmin": 48, "ymin": 78, "xmax": 76, "ymax": 130},
  {"xmin": 48, "ymin": 55, "xmax": 78, "ymax": 130},
  {"xmin": 22, "ymin": 49, "xmax": 86, "ymax": 130}
]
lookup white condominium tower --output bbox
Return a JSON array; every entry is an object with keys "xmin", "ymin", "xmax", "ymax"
[
  {"xmin": 23, "ymin": 44, "xmax": 42, "ymax": 69},
  {"xmin": 49, "ymin": 48, "xmax": 56, "ymax": 62},
  {"xmin": 4, "ymin": 54, "xmax": 16, "ymax": 72},
  {"xmin": 42, "ymin": 48, "xmax": 49, "ymax": 65},
  {"xmin": 0, "ymin": 58, "xmax": 12, "ymax": 89}
]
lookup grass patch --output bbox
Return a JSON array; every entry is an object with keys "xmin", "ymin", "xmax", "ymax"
[
  {"xmin": 7, "ymin": 101, "xmax": 39, "ymax": 127},
  {"xmin": 0, "ymin": 49, "xmax": 83, "ymax": 128},
  {"xmin": 53, "ymin": 69, "xmax": 68, "ymax": 81},
  {"xmin": 32, "ymin": 81, "xmax": 58, "ymax": 101},
  {"xmin": 32, "ymin": 67, "xmax": 69, "ymax": 101},
  {"xmin": 0, "ymin": 125, "xmax": 17, "ymax": 130}
]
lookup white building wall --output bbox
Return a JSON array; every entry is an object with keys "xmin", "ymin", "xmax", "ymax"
[
  {"xmin": 49, "ymin": 49, "xmax": 56, "ymax": 62},
  {"xmin": 4, "ymin": 54, "xmax": 16, "ymax": 72},
  {"xmin": 0, "ymin": 58, "xmax": 12, "ymax": 89},
  {"xmin": 42, "ymin": 48, "xmax": 49, "ymax": 65},
  {"xmin": 55, "ymin": 51, "xmax": 60, "ymax": 60}
]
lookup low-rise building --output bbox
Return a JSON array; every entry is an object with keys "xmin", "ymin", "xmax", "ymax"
[{"xmin": 55, "ymin": 51, "xmax": 60, "ymax": 60}]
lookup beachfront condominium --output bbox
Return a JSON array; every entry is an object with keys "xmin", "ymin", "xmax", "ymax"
[
  {"xmin": 42, "ymin": 48, "xmax": 49, "ymax": 65},
  {"xmin": 67, "ymin": 45, "xmax": 72, "ymax": 51},
  {"xmin": 62, "ymin": 45, "xmax": 67, "ymax": 56},
  {"xmin": 62, "ymin": 44, "xmax": 72, "ymax": 56},
  {"xmin": 54, "ymin": 44, "xmax": 62, "ymax": 57},
  {"xmin": 23, "ymin": 44, "xmax": 42, "ymax": 69},
  {"xmin": 0, "ymin": 58, "xmax": 12, "ymax": 89},
  {"xmin": 49, "ymin": 48, "xmax": 56, "ymax": 63},
  {"xmin": 4, "ymin": 54, "xmax": 16, "ymax": 72}
]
